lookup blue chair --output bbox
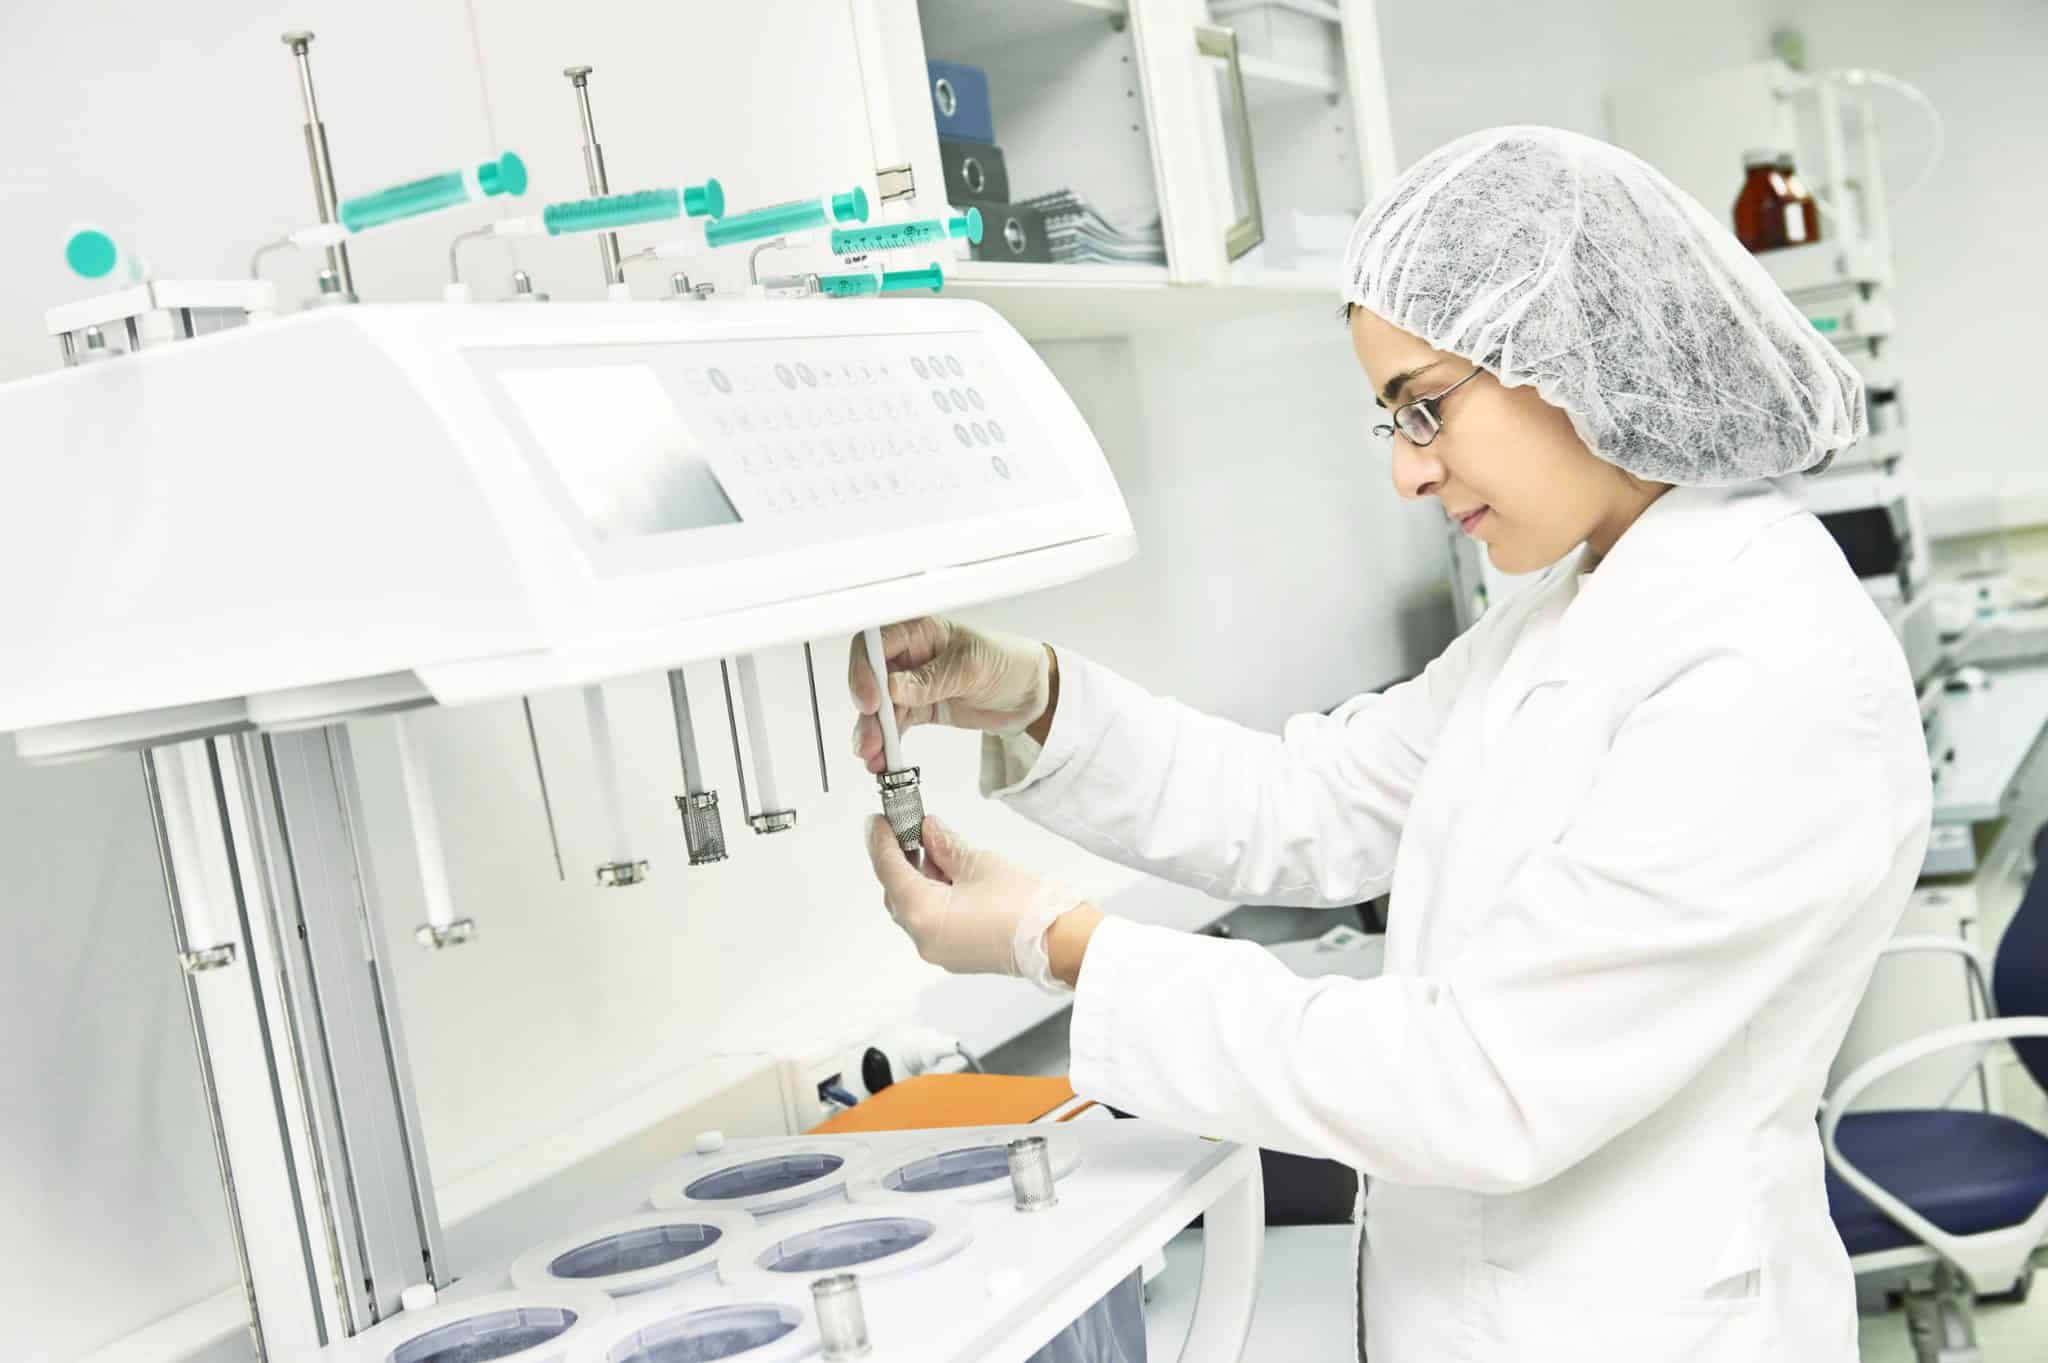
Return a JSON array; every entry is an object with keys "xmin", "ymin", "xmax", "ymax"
[{"xmin": 1824, "ymin": 824, "xmax": 2048, "ymax": 1360}]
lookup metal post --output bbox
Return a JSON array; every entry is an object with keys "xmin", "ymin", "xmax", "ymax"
[
  {"xmin": 564, "ymin": 66, "xmax": 624, "ymax": 286},
  {"xmin": 282, "ymin": 32, "xmax": 356, "ymax": 299},
  {"xmin": 139, "ymin": 726, "xmax": 446, "ymax": 1352}
]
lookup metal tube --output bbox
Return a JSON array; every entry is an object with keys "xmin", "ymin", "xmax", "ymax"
[
  {"xmin": 140, "ymin": 752, "xmax": 270, "ymax": 1363},
  {"xmin": 812, "ymin": 1274, "xmax": 873, "ymax": 1359},
  {"xmin": 667, "ymin": 670, "xmax": 708, "ymax": 797},
  {"xmin": 803, "ymin": 643, "xmax": 830, "ymax": 794},
  {"xmin": 521, "ymin": 698, "xmax": 566, "ymax": 881},
  {"xmin": 1007, "ymin": 1136, "xmax": 1059, "ymax": 1212},
  {"xmin": 281, "ymin": 32, "xmax": 355, "ymax": 297},
  {"xmin": 563, "ymin": 66, "xmax": 624, "ymax": 286},
  {"xmin": 719, "ymin": 660, "xmax": 753, "ymax": 818},
  {"xmin": 583, "ymin": 684, "xmax": 647, "ymax": 885}
]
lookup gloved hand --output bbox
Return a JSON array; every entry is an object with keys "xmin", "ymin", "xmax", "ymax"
[
  {"xmin": 864, "ymin": 815, "xmax": 1080, "ymax": 991},
  {"xmin": 848, "ymin": 617, "xmax": 1051, "ymax": 775}
]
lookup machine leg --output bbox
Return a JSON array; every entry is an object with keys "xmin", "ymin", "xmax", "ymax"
[{"xmin": 1177, "ymin": 1149, "xmax": 1264, "ymax": 1363}]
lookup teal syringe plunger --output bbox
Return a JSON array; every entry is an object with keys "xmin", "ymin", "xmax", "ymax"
[
  {"xmin": 830, "ymin": 209, "xmax": 980, "ymax": 257},
  {"xmin": 64, "ymin": 226, "xmax": 147, "ymax": 283},
  {"xmin": 252, "ymin": 151, "xmax": 531, "ymax": 278},
  {"xmin": 627, "ymin": 187, "xmax": 870, "ymax": 264}
]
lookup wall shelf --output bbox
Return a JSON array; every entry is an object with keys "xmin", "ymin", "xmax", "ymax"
[
  {"xmin": 932, "ymin": 266, "xmax": 1331, "ymax": 341},
  {"xmin": 1239, "ymin": 53, "xmax": 1341, "ymax": 103},
  {"xmin": 920, "ymin": 0, "xmax": 1127, "ymax": 54}
]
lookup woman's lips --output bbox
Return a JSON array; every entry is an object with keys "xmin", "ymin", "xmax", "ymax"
[{"xmin": 1456, "ymin": 507, "xmax": 1490, "ymax": 535}]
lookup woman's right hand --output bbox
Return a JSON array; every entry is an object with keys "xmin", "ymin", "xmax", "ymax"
[{"xmin": 847, "ymin": 617, "xmax": 1054, "ymax": 774}]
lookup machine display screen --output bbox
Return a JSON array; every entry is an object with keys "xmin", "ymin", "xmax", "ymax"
[{"xmin": 495, "ymin": 364, "xmax": 742, "ymax": 540}]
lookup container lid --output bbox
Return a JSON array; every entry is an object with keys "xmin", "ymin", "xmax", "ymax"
[{"xmin": 1743, "ymin": 148, "xmax": 1794, "ymax": 169}]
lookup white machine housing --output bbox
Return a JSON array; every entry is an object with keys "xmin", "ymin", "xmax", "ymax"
[{"xmin": 0, "ymin": 299, "xmax": 1134, "ymax": 759}]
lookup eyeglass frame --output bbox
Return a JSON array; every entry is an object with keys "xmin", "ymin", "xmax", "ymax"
[{"xmin": 1370, "ymin": 365, "xmax": 1484, "ymax": 447}]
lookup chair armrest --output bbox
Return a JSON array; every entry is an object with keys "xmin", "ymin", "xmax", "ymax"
[{"xmin": 1822, "ymin": 1017, "xmax": 2048, "ymax": 1291}]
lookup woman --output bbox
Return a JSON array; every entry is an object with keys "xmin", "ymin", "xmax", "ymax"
[{"xmin": 851, "ymin": 127, "xmax": 1930, "ymax": 1362}]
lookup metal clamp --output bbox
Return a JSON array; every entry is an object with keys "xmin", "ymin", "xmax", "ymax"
[
  {"xmin": 748, "ymin": 809, "xmax": 798, "ymax": 836},
  {"xmin": 875, "ymin": 163, "xmax": 916, "ymax": 207},
  {"xmin": 596, "ymin": 860, "xmax": 649, "ymax": 888},
  {"xmin": 676, "ymin": 791, "xmax": 729, "ymax": 865},
  {"xmin": 413, "ymin": 919, "xmax": 476, "ymax": 950},
  {"xmin": 878, "ymin": 767, "xmax": 925, "ymax": 867},
  {"xmin": 1195, "ymin": 24, "xmax": 1265, "ymax": 262},
  {"xmin": 180, "ymin": 944, "xmax": 239, "ymax": 974}
]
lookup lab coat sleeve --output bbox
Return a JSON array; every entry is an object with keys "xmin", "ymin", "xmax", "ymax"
[
  {"xmin": 979, "ymin": 629, "xmax": 1481, "ymax": 907},
  {"xmin": 1067, "ymin": 648, "xmax": 1930, "ymax": 1192}
]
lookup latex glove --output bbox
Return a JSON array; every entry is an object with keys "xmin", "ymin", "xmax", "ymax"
[
  {"xmin": 864, "ymin": 815, "xmax": 1079, "ymax": 992},
  {"xmin": 849, "ymin": 617, "xmax": 1051, "ymax": 775}
]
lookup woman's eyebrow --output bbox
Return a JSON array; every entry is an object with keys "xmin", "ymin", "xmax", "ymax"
[{"xmin": 1378, "ymin": 361, "xmax": 1444, "ymax": 408}]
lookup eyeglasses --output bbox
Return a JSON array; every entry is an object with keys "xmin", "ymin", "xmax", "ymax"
[{"xmin": 1371, "ymin": 366, "xmax": 1484, "ymax": 448}]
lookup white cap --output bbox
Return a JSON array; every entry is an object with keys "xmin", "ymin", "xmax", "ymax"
[
  {"xmin": 1743, "ymin": 147, "xmax": 1793, "ymax": 169},
  {"xmin": 399, "ymin": 1282, "xmax": 438, "ymax": 1313},
  {"xmin": 606, "ymin": 281, "xmax": 635, "ymax": 302},
  {"xmin": 441, "ymin": 281, "xmax": 474, "ymax": 304},
  {"xmin": 694, "ymin": 1129, "xmax": 725, "ymax": 1155}
]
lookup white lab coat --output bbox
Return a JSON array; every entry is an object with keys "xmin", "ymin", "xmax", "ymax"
[{"xmin": 985, "ymin": 481, "xmax": 1931, "ymax": 1363}]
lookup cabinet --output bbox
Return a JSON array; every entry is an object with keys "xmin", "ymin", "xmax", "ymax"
[{"xmin": 851, "ymin": 0, "xmax": 1397, "ymax": 336}]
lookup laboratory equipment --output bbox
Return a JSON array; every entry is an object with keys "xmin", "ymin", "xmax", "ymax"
[
  {"xmin": 668, "ymin": 669, "xmax": 728, "ymax": 865},
  {"xmin": 64, "ymin": 226, "xmax": 146, "ymax": 283},
  {"xmin": 812, "ymin": 1274, "xmax": 872, "ymax": 1360},
  {"xmin": 941, "ymin": 139, "xmax": 1009, "ymax": 203},
  {"xmin": 510, "ymin": 1209, "xmax": 748, "ymax": 1297},
  {"xmin": 446, "ymin": 179, "xmax": 725, "ymax": 298},
  {"xmin": 281, "ymin": 31, "xmax": 355, "ymax": 300},
  {"xmin": 717, "ymin": 1197, "xmax": 974, "ymax": 1288},
  {"xmin": 1007, "ymin": 1136, "xmax": 1061, "ymax": 1213},
  {"xmin": 864, "ymin": 627, "xmax": 926, "ymax": 868},
  {"xmin": 650, "ymin": 1138, "xmax": 871, "ymax": 1219},
  {"xmin": 583, "ymin": 684, "xmax": 647, "ymax": 885},
  {"xmin": 253, "ymin": 153, "xmax": 530, "ymax": 279},
  {"xmin": 566, "ymin": 1286, "xmax": 824, "ymax": 1363},
  {"xmin": 622, "ymin": 188, "xmax": 872, "ymax": 269},
  {"xmin": 725, "ymin": 655, "xmax": 798, "ymax": 835},
  {"xmin": 830, "ymin": 210, "xmax": 981, "ymax": 257},
  {"xmin": 760, "ymin": 264, "xmax": 948, "ymax": 300},
  {"xmin": 845, "ymin": 1131, "xmax": 1080, "ymax": 1206},
  {"xmin": 1, "ymin": 287, "xmax": 1140, "ymax": 1354},
  {"xmin": 1732, "ymin": 148, "xmax": 1820, "ymax": 253},
  {"xmin": 564, "ymin": 65, "xmax": 626, "ymax": 289},
  {"xmin": 324, "ymin": 1288, "xmax": 614, "ymax": 1363},
  {"xmin": 393, "ymin": 713, "xmax": 478, "ymax": 945}
]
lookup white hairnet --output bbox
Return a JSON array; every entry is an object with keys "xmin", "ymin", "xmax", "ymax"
[{"xmin": 1342, "ymin": 126, "xmax": 1864, "ymax": 484}]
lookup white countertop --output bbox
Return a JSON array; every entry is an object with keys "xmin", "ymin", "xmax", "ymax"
[{"xmin": 1929, "ymin": 660, "xmax": 2048, "ymax": 825}]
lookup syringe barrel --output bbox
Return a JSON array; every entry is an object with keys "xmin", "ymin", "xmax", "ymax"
[
  {"xmin": 704, "ymin": 188, "xmax": 870, "ymax": 249},
  {"xmin": 340, "ymin": 152, "xmax": 528, "ymax": 232},
  {"xmin": 545, "ymin": 187, "xmax": 683, "ymax": 236},
  {"xmin": 880, "ymin": 263, "xmax": 945, "ymax": 294},
  {"xmin": 818, "ymin": 269, "xmax": 882, "ymax": 298},
  {"xmin": 828, "ymin": 208, "xmax": 979, "ymax": 256}
]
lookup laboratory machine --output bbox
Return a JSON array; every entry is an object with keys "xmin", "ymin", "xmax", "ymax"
[{"xmin": 10, "ymin": 27, "xmax": 1269, "ymax": 1363}]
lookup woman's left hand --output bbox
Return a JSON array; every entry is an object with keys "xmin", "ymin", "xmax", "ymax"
[{"xmin": 863, "ymin": 815, "xmax": 1081, "ymax": 990}]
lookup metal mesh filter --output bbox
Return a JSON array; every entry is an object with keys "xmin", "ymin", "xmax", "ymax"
[
  {"xmin": 609, "ymin": 1304, "xmax": 801, "ymax": 1363},
  {"xmin": 388, "ymin": 1308, "xmax": 579, "ymax": 1363},
  {"xmin": 548, "ymin": 1223, "xmax": 723, "ymax": 1280},
  {"xmin": 675, "ymin": 793, "xmax": 727, "ymax": 865},
  {"xmin": 878, "ymin": 769, "xmax": 924, "ymax": 857}
]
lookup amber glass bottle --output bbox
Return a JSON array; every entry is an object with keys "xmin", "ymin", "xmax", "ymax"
[{"xmin": 1733, "ymin": 149, "xmax": 1822, "ymax": 253}]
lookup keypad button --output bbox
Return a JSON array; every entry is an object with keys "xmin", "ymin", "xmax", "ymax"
[
  {"xmin": 954, "ymin": 423, "xmax": 972, "ymax": 447},
  {"xmin": 948, "ymin": 388, "xmax": 966, "ymax": 410},
  {"xmin": 966, "ymin": 387, "xmax": 985, "ymax": 411},
  {"xmin": 775, "ymin": 363, "xmax": 795, "ymax": 389},
  {"xmin": 708, "ymin": 367, "xmax": 732, "ymax": 394},
  {"xmin": 927, "ymin": 354, "xmax": 944, "ymax": 376},
  {"xmin": 932, "ymin": 390, "xmax": 952, "ymax": 414},
  {"xmin": 971, "ymin": 422, "xmax": 990, "ymax": 446},
  {"xmin": 988, "ymin": 419, "xmax": 1006, "ymax": 443},
  {"xmin": 911, "ymin": 356, "xmax": 929, "ymax": 380},
  {"xmin": 796, "ymin": 362, "xmax": 817, "ymax": 388},
  {"xmin": 945, "ymin": 355, "xmax": 963, "ymax": 377},
  {"xmin": 991, "ymin": 455, "xmax": 1011, "ymax": 480}
]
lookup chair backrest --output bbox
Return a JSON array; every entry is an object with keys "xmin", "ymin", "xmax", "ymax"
[{"xmin": 1992, "ymin": 821, "xmax": 2048, "ymax": 1091}]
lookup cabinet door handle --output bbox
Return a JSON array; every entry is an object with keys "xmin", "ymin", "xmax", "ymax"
[{"xmin": 1195, "ymin": 24, "xmax": 1265, "ymax": 262}]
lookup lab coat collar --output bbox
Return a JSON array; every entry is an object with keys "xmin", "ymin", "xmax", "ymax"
[{"xmin": 1547, "ymin": 479, "xmax": 1807, "ymax": 675}]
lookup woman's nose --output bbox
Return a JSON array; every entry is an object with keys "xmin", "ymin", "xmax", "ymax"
[{"xmin": 1390, "ymin": 439, "xmax": 1446, "ymax": 501}]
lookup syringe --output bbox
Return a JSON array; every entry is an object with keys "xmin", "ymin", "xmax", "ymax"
[
  {"xmin": 253, "ymin": 152, "xmax": 531, "ymax": 278},
  {"xmin": 829, "ymin": 209, "xmax": 981, "ymax": 257},
  {"xmin": 758, "ymin": 262, "xmax": 946, "ymax": 299},
  {"xmin": 623, "ymin": 188, "xmax": 871, "ymax": 264},
  {"xmin": 64, "ymin": 226, "xmax": 148, "ymax": 284},
  {"xmin": 482, "ymin": 180, "xmax": 728, "ymax": 241},
  {"xmin": 863, "ymin": 626, "xmax": 926, "ymax": 869}
]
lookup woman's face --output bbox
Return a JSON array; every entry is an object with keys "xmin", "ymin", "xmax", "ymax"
[{"xmin": 1348, "ymin": 305, "xmax": 1668, "ymax": 573}]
